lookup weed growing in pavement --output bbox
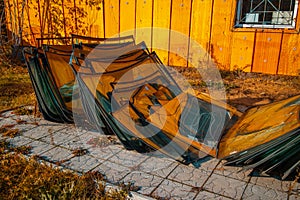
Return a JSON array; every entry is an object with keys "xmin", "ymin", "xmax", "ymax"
[{"xmin": 72, "ymin": 147, "xmax": 89, "ymax": 157}]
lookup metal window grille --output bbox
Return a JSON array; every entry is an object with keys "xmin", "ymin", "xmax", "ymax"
[{"xmin": 235, "ymin": 0, "xmax": 298, "ymax": 28}]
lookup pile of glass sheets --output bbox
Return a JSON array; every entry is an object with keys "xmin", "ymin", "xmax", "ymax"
[{"xmin": 23, "ymin": 35, "xmax": 300, "ymax": 180}]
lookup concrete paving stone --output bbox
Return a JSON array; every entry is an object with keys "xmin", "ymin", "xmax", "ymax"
[
  {"xmin": 138, "ymin": 156, "xmax": 178, "ymax": 178},
  {"xmin": 168, "ymin": 163, "xmax": 211, "ymax": 187},
  {"xmin": 109, "ymin": 149, "xmax": 149, "ymax": 168},
  {"xmin": 129, "ymin": 191, "xmax": 157, "ymax": 200},
  {"xmin": 40, "ymin": 127, "xmax": 84, "ymax": 146},
  {"xmin": 144, "ymin": 150, "xmax": 171, "ymax": 159},
  {"xmin": 89, "ymin": 145, "xmax": 124, "ymax": 160},
  {"xmin": 0, "ymin": 111, "xmax": 15, "ymax": 118},
  {"xmin": 204, "ymin": 173, "xmax": 247, "ymax": 199},
  {"xmin": 250, "ymin": 176, "xmax": 291, "ymax": 192},
  {"xmin": 11, "ymin": 114, "xmax": 35, "ymax": 121},
  {"xmin": 60, "ymin": 130, "xmax": 123, "ymax": 160},
  {"xmin": 13, "ymin": 123, "xmax": 37, "ymax": 133},
  {"xmin": 195, "ymin": 157, "xmax": 220, "ymax": 172},
  {"xmin": 35, "ymin": 119, "xmax": 65, "ymax": 126},
  {"xmin": 95, "ymin": 160, "xmax": 131, "ymax": 183},
  {"xmin": 0, "ymin": 117, "xmax": 17, "ymax": 127},
  {"xmin": 289, "ymin": 181, "xmax": 300, "ymax": 198},
  {"xmin": 22, "ymin": 124, "xmax": 67, "ymax": 140},
  {"xmin": 214, "ymin": 161, "xmax": 251, "ymax": 182},
  {"xmin": 7, "ymin": 135, "xmax": 34, "ymax": 147},
  {"xmin": 289, "ymin": 194, "xmax": 300, "ymax": 200},
  {"xmin": 122, "ymin": 171, "xmax": 164, "ymax": 195},
  {"xmin": 27, "ymin": 140, "xmax": 56, "ymax": 155},
  {"xmin": 151, "ymin": 179, "xmax": 198, "ymax": 200},
  {"xmin": 242, "ymin": 183, "xmax": 288, "ymax": 200},
  {"xmin": 71, "ymin": 126, "xmax": 91, "ymax": 136},
  {"xmin": 63, "ymin": 154, "xmax": 103, "ymax": 173},
  {"xmin": 60, "ymin": 130, "xmax": 106, "ymax": 149},
  {"xmin": 194, "ymin": 190, "xmax": 232, "ymax": 200},
  {"xmin": 39, "ymin": 146, "xmax": 73, "ymax": 163}
]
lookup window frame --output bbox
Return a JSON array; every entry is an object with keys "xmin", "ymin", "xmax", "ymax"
[{"xmin": 234, "ymin": 0, "xmax": 299, "ymax": 29}]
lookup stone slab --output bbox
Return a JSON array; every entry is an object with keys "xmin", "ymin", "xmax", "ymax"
[
  {"xmin": 242, "ymin": 183, "xmax": 288, "ymax": 200},
  {"xmin": 88, "ymin": 145, "xmax": 124, "ymax": 160},
  {"xmin": 194, "ymin": 190, "xmax": 232, "ymax": 200},
  {"xmin": 95, "ymin": 160, "xmax": 132, "ymax": 183},
  {"xmin": 108, "ymin": 149, "xmax": 149, "ymax": 169},
  {"xmin": 214, "ymin": 161, "xmax": 252, "ymax": 182},
  {"xmin": 39, "ymin": 146, "xmax": 74, "ymax": 163},
  {"xmin": 40, "ymin": 127, "xmax": 83, "ymax": 146},
  {"xmin": 151, "ymin": 179, "xmax": 198, "ymax": 200},
  {"xmin": 22, "ymin": 125, "xmax": 67, "ymax": 140},
  {"xmin": 122, "ymin": 171, "xmax": 164, "ymax": 195},
  {"xmin": 168, "ymin": 163, "xmax": 211, "ymax": 188},
  {"xmin": 250, "ymin": 176, "xmax": 291, "ymax": 192},
  {"xmin": 63, "ymin": 154, "xmax": 103, "ymax": 173},
  {"xmin": 0, "ymin": 117, "xmax": 17, "ymax": 127},
  {"xmin": 7, "ymin": 135, "xmax": 34, "ymax": 147},
  {"xmin": 138, "ymin": 156, "xmax": 178, "ymax": 178},
  {"xmin": 27, "ymin": 140, "xmax": 56, "ymax": 156},
  {"xmin": 204, "ymin": 173, "xmax": 247, "ymax": 199}
]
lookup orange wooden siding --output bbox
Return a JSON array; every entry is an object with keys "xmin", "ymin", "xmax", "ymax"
[
  {"xmin": 230, "ymin": 32, "xmax": 255, "ymax": 72},
  {"xmin": 120, "ymin": 0, "xmax": 136, "ymax": 37},
  {"xmin": 5, "ymin": 0, "xmax": 300, "ymax": 76},
  {"xmin": 210, "ymin": 0, "xmax": 235, "ymax": 70},
  {"xmin": 169, "ymin": 0, "xmax": 192, "ymax": 67},
  {"xmin": 89, "ymin": 1, "xmax": 105, "ymax": 38},
  {"xmin": 189, "ymin": 0, "xmax": 212, "ymax": 53},
  {"xmin": 135, "ymin": 0, "xmax": 153, "ymax": 46},
  {"xmin": 152, "ymin": 0, "xmax": 171, "ymax": 64},
  {"xmin": 104, "ymin": 0, "xmax": 120, "ymax": 38},
  {"xmin": 278, "ymin": 34, "xmax": 300, "ymax": 75},
  {"xmin": 252, "ymin": 32, "xmax": 283, "ymax": 74}
]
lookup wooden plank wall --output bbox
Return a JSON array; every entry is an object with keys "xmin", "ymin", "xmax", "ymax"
[{"xmin": 5, "ymin": 0, "xmax": 300, "ymax": 76}]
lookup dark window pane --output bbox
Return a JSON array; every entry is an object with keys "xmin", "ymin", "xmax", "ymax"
[{"xmin": 236, "ymin": 0, "xmax": 296, "ymax": 27}]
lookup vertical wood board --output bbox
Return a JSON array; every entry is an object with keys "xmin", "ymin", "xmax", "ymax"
[
  {"xmin": 188, "ymin": 0, "xmax": 213, "ymax": 68},
  {"xmin": 152, "ymin": 0, "xmax": 171, "ymax": 64},
  {"xmin": 210, "ymin": 0, "xmax": 235, "ymax": 70},
  {"xmin": 120, "ymin": 0, "xmax": 136, "ymax": 37},
  {"xmin": 104, "ymin": 0, "xmax": 120, "ymax": 38},
  {"xmin": 135, "ymin": 0, "xmax": 153, "ymax": 46},
  {"xmin": 252, "ymin": 32, "xmax": 282, "ymax": 74},
  {"xmin": 230, "ymin": 32, "xmax": 255, "ymax": 72},
  {"xmin": 86, "ymin": 1, "xmax": 104, "ymax": 38},
  {"xmin": 278, "ymin": 34, "xmax": 300, "ymax": 75},
  {"xmin": 169, "ymin": 0, "xmax": 192, "ymax": 67}
]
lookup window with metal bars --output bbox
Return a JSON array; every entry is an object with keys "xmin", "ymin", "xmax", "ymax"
[{"xmin": 235, "ymin": 0, "xmax": 299, "ymax": 28}]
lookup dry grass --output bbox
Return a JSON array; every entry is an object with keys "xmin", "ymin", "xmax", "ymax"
[
  {"xmin": 0, "ymin": 127, "xmax": 20, "ymax": 138},
  {"xmin": 0, "ymin": 138, "xmax": 129, "ymax": 199},
  {"xmin": 173, "ymin": 66, "xmax": 300, "ymax": 108},
  {"xmin": 0, "ymin": 63, "xmax": 35, "ymax": 112}
]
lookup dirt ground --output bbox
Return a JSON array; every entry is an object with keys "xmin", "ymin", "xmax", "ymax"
[
  {"xmin": 174, "ymin": 66, "xmax": 300, "ymax": 112},
  {"xmin": 0, "ymin": 62, "xmax": 299, "ymax": 113}
]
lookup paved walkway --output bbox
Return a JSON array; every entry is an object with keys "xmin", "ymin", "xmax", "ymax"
[{"xmin": 0, "ymin": 110, "xmax": 299, "ymax": 200}]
